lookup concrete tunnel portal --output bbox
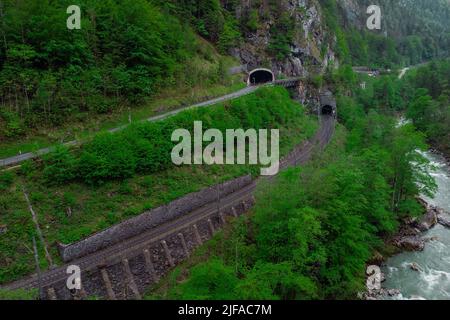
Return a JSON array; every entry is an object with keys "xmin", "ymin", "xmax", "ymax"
[
  {"xmin": 247, "ymin": 68, "xmax": 275, "ymax": 86},
  {"xmin": 320, "ymin": 91, "xmax": 337, "ymax": 117},
  {"xmin": 321, "ymin": 105, "xmax": 334, "ymax": 115}
]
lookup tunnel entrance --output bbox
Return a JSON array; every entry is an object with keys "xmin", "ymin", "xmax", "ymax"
[
  {"xmin": 247, "ymin": 68, "xmax": 275, "ymax": 86},
  {"xmin": 321, "ymin": 105, "xmax": 334, "ymax": 115}
]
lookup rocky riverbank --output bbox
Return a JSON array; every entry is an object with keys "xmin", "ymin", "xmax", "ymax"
[
  {"xmin": 362, "ymin": 198, "xmax": 450, "ymax": 300},
  {"xmin": 429, "ymin": 148, "xmax": 450, "ymax": 167}
]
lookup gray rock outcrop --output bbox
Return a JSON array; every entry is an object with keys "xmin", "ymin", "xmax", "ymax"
[
  {"xmin": 393, "ymin": 236, "xmax": 425, "ymax": 252},
  {"xmin": 230, "ymin": 0, "xmax": 337, "ymax": 78},
  {"xmin": 438, "ymin": 216, "xmax": 450, "ymax": 228}
]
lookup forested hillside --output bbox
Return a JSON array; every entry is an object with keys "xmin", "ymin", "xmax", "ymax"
[
  {"xmin": 0, "ymin": 0, "xmax": 449, "ymax": 301},
  {"xmin": 3, "ymin": 0, "xmax": 449, "ymax": 142},
  {"xmin": 328, "ymin": 0, "xmax": 450, "ymax": 67},
  {"xmin": 0, "ymin": 0, "xmax": 237, "ymax": 140},
  {"xmin": 150, "ymin": 70, "xmax": 437, "ymax": 300},
  {"xmin": 0, "ymin": 86, "xmax": 318, "ymax": 284},
  {"xmin": 403, "ymin": 60, "xmax": 450, "ymax": 156}
]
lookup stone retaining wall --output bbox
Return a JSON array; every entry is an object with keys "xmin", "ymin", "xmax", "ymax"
[
  {"xmin": 45, "ymin": 200, "xmax": 252, "ymax": 300},
  {"xmin": 58, "ymin": 175, "xmax": 252, "ymax": 262}
]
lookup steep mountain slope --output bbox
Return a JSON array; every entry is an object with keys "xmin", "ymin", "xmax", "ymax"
[
  {"xmin": 338, "ymin": 0, "xmax": 450, "ymax": 38},
  {"xmin": 336, "ymin": 0, "xmax": 450, "ymax": 65},
  {"xmin": 157, "ymin": 0, "xmax": 339, "ymax": 77},
  {"xmin": 0, "ymin": 0, "xmax": 241, "ymax": 141},
  {"xmin": 225, "ymin": 0, "xmax": 338, "ymax": 77}
]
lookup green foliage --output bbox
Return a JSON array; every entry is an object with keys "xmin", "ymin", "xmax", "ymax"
[
  {"xmin": 218, "ymin": 16, "xmax": 241, "ymax": 54},
  {"xmin": 78, "ymin": 133, "xmax": 138, "ymax": 184},
  {"xmin": 404, "ymin": 60, "xmax": 450, "ymax": 155},
  {"xmin": 169, "ymin": 259, "xmax": 239, "ymax": 300},
  {"xmin": 372, "ymin": 76, "xmax": 403, "ymax": 111},
  {"xmin": 0, "ymin": 171, "xmax": 14, "ymax": 191},
  {"xmin": 158, "ymin": 67, "xmax": 437, "ymax": 300},
  {"xmin": 0, "ymin": 0, "xmax": 224, "ymax": 133},
  {"xmin": 340, "ymin": 25, "xmax": 404, "ymax": 69},
  {"xmin": 0, "ymin": 86, "xmax": 318, "ymax": 284},
  {"xmin": 323, "ymin": 0, "xmax": 450, "ymax": 68},
  {"xmin": 42, "ymin": 145, "xmax": 77, "ymax": 184},
  {"xmin": 0, "ymin": 288, "xmax": 38, "ymax": 300},
  {"xmin": 246, "ymin": 9, "xmax": 260, "ymax": 32},
  {"xmin": 319, "ymin": 0, "xmax": 351, "ymax": 63},
  {"xmin": 155, "ymin": 0, "xmax": 242, "ymax": 53},
  {"xmin": 39, "ymin": 87, "xmax": 304, "ymax": 185},
  {"xmin": 267, "ymin": 12, "xmax": 296, "ymax": 60},
  {"xmin": 0, "ymin": 111, "xmax": 24, "ymax": 138},
  {"xmin": 310, "ymin": 75, "xmax": 324, "ymax": 89}
]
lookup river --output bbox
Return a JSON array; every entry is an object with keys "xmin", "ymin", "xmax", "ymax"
[{"xmin": 382, "ymin": 151, "xmax": 450, "ymax": 300}]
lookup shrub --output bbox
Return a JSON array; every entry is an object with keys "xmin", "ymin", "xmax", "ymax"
[
  {"xmin": 78, "ymin": 133, "xmax": 137, "ymax": 185},
  {"xmin": 42, "ymin": 145, "xmax": 77, "ymax": 185},
  {"xmin": 40, "ymin": 87, "xmax": 304, "ymax": 185},
  {"xmin": 0, "ymin": 171, "xmax": 14, "ymax": 191}
]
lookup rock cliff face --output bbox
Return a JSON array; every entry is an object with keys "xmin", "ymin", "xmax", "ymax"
[
  {"xmin": 226, "ymin": 0, "xmax": 450, "ymax": 75},
  {"xmin": 228, "ymin": 0, "xmax": 338, "ymax": 77}
]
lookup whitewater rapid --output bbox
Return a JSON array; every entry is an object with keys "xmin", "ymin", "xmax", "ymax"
[{"xmin": 382, "ymin": 152, "xmax": 450, "ymax": 300}]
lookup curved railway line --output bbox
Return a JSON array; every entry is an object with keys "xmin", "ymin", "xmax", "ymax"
[
  {"xmin": 1, "ymin": 72, "xmax": 335, "ymax": 299},
  {"xmin": 2, "ymin": 113, "xmax": 335, "ymax": 300}
]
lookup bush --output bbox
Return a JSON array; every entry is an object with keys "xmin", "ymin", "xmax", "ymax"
[
  {"xmin": 42, "ymin": 145, "xmax": 77, "ymax": 185},
  {"xmin": 170, "ymin": 259, "xmax": 239, "ymax": 300},
  {"xmin": 78, "ymin": 134, "xmax": 137, "ymax": 185},
  {"xmin": 0, "ymin": 111, "xmax": 24, "ymax": 138},
  {"xmin": 0, "ymin": 171, "xmax": 14, "ymax": 191},
  {"xmin": 40, "ymin": 87, "xmax": 304, "ymax": 185}
]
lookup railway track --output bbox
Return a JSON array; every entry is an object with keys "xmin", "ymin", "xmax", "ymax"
[{"xmin": 2, "ymin": 114, "xmax": 335, "ymax": 299}]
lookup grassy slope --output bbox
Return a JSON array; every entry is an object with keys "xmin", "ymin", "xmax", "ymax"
[{"xmin": 0, "ymin": 87, "xmax": 318, "ymax": 284}]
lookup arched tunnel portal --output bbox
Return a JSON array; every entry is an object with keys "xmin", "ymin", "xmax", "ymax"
[
  {"xmin": 320, "ymin": 91, "xmax": 337, "ymax": 117},
  {"xmin": 247, "ymin": 68, "xmax": 275, "ymax": 86},
  {"xmin": 321, "ymin": 105, "xmax": 335, "ymax": 115}
]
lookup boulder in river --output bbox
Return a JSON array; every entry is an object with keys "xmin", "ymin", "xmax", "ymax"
[
  {"xmin": 410, "ymin": 263, "xmax": 422, "ymax": 272},
  {"xmin": 401, "ymin": 225, "xmax": 421, "ymax": 236},
  {"xmin": 424, "ymin": 236, "xmax": 439, "ymax": 242},
  {"xmin": 438, "ymin": 216, "xmax": 450, "ymax": 229},
  {"xmin": 362, "ymin": 287, "xmax": 400, "ymax": 300},
  {"xmin": 394, "ymin": 236, "xmax": 425, "ymax": 251},
  {"xmin": 417, "ymin": 207, "xmax": 438, "ymax": 232},
  {"xmin": 435, "ymin": 207, "xmax": 448, "ymax": 216},
  {"xmin": 387, "ymin": 289, "xmax": 401, "ymax": 297}
]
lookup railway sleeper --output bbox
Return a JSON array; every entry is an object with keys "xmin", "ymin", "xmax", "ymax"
[
  {"xmin": 100, "ymin": 268, "xmax": 116, "ymax": 300},
  {"xmin": 122, "ymin": 259, "xmax": 142, "ymax": 300}
]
